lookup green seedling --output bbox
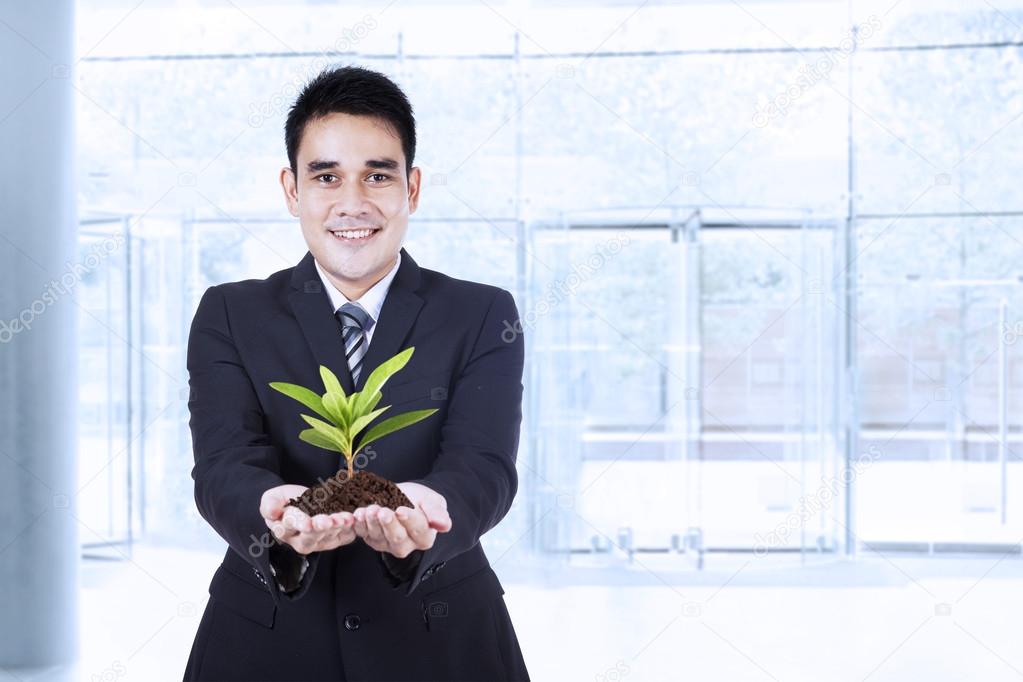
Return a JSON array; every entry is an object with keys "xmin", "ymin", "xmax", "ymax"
[{"xmin": 269, "ymin": 346, "xmax": 438, "ymax": 479}]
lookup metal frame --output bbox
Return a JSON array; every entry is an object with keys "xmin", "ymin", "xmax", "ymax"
[{"xmin": 78, "ymin": 215, "xmax": 136, "ymax": 558}]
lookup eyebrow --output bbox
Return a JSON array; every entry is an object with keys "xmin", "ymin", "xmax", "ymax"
[{"xmin": 305, "ymin": 158, "xmax": 400, "ymax": 173}]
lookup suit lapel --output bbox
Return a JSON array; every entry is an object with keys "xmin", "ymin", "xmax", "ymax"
[
  {"xmin": 353, "ymin": 253, "xmax": 425, "ymax": 392},
  {"xmin": 286, "ymin": 247, "xmax": 426, "ymax": 475},
  {"xmin": 288, "ymin": 253, "xmax": 353, "ymax": 395}
]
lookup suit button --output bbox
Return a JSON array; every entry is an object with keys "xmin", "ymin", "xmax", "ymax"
[{"xmin": 344, "ymin": 614, "xmax": 361, "ymax": 631}]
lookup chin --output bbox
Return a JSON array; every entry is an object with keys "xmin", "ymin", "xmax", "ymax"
[{"xmin": 329, "ymin": 246, "xmax": 385, "ymax": 272}]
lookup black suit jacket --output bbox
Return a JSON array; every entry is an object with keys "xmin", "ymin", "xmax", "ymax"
[{"xmin": 182, "ymin": 247, "xmax": 529, "ymax": 681}]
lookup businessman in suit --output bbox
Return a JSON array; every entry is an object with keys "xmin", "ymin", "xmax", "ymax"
[{"xmin": 183, "ymin": 65, "xmax": 530, "ymax": 681}]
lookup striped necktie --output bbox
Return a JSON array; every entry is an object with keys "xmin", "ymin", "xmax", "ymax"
[{"xmin": 335, "ymin": 302, "xmax": 375, "ymax": 386}]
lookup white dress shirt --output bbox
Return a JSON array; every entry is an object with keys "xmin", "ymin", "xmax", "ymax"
[{"xmin": 314, "ymin": 250, "xmax": 402, "ymax": 345}]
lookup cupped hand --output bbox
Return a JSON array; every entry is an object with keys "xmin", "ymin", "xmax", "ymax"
[
  {"xmin": 260, "ymin": 484, "xmax": 358, "ymax": 555},
  {"xmin": 351, "ymin": 481, "xmax": 452, "ymax": 558}
]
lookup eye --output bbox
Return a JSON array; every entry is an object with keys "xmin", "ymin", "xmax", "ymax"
[
  {"xmin": 316, "ymin": 174, "xmax": 337, "ymax": 183},
  {"xmin": 368, "ymin": 173, "xmax": 390, "ymax": 182}
]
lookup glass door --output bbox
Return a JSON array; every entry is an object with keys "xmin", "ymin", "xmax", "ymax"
[
  {"xmin": 855, "ymin": 276, "xmax": 1023, "ymax": 549},
  {"xmin": 697, "ymin": 211, "xmax": 843, "ymax": 559},
  {"xmin": 77, "ymin": 216, "xmax": 139, "ymax": 557},
  {"xmin": 529, "ymin": 216, "xmax": 697, "ymax": 564},
  {"xmin": 530, "ymin": 208, "xmax": 844, "ymax": 567}
]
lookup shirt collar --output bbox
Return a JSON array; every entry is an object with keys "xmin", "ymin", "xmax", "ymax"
[{"xmin": 313, "ymin": 251, "xmax": 403, "ymax": 325}]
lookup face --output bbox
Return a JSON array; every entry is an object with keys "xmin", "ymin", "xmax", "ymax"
[{"xmin": 280, "ymin": 112, "xmax": 421, "ymax": 299}]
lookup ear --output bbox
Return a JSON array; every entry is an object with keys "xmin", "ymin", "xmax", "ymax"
[
  {"xmin": 280, "ymin": 166, "xmax": 300, "ymax": 217},
  {"xmin": 407, "ymin": 166, "xmax": 422, "ymax": 215}
]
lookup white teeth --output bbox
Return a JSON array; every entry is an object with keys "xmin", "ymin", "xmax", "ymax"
[{"xmin": 333, "ymin": 229, "xmax": 374, "ymax": 239}]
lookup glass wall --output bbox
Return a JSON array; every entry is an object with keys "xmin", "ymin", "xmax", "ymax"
[{"xmin": 74, "ymin": 0, "xmax": 1023, "ymax": 568}]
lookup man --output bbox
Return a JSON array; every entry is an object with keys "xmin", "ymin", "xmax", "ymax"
[{"xmin": 183, "ymin": 65, "xmax": 529, "ymax": 681}]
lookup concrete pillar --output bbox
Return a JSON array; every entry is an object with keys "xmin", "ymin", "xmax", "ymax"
[{"xmin": 0, "ymin": 1, "xmax": 80, "ymax": 678}]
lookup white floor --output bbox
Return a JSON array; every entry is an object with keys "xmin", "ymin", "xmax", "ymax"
[{"xmin": 6, "ymin": 543, "xmax": 1023, "ymax": 681}]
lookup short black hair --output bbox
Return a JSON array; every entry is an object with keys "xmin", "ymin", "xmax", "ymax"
[{"xmin": 285, "ymin": 65, "xmax": 416, "ymax": 179}]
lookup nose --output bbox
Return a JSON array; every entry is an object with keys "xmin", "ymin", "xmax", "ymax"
[{"xmin": 331, "ymin": 177, "xmax": 372, "ymax": 218}]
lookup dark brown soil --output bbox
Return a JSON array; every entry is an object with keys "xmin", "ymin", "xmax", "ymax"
[{"xmin": 285, "ymin": 469, "xmax": 413, "ymax": 517}]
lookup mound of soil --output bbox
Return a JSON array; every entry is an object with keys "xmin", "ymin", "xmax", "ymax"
[{"xmin": 285, "ymin": 470, "xmax": 413, "ymax": 517}]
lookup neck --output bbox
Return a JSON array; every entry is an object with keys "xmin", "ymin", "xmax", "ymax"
[{"xmin": 324, "ymin": 254, "xmax": 397, "ymax": 301}]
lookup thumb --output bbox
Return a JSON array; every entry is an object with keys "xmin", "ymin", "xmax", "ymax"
[
  {"xmin": 421, "ymin": 503, "xmax": 452, "ymax": 532},
  {"xmin": 260, "ymin": 489, "xmax": 286, "ymax": 521}
]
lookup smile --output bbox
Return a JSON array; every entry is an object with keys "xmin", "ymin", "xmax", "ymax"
[{"xmin": 330, "ymin": 228, "xmax": 380, "ymax": 243}]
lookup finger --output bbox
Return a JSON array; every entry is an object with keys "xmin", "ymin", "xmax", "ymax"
[
  {"xmin": 282, "ymin": 506, "xmax": 312, "ymax": 534},
  {"xmin": 328, "ymin": 512, "xmax": 355, "ymax": 540},
  {"xmin": 353, "ymin": 507, "xmax": 387, "ymax": 551},
  {"xmin": 260, "ymin": 492, "xmax": 286, "ymax": 521},
  {"xmin": 378, "ymin": 507, "xmax": 411, "ymax": 548},
  {"xmin": 265, "ymin": 512, "xmax": 295, "ymax": 537},
  {"xmin": 311, "ymin": 514, "xmax": 333, "ymax": 532},
  {"xmin": 329, "ymin": 512, "xmax": 353, "ymax": 529},
  {"xmin": 419, "ymin": 502, "xmax": 453, "ymax": 532},
  {"xmin": 281, "ymin": 513, "xmax": 307, "ymax": 537},
  {"xmin": 339, "ymin": 516, "xmax": 357, "ymax": 536},
  {"xmin": 335, "ymin": 523, "xmax": 357, "ymax": 546},
  {"xmin": 269, "ymin": 520, "xmax": 296, "ymax": 542},
  {"xmin": 352, "ymin": 508, "xmax": 370, "ymax": 538},
  {"xmin": 307, "ymin": 514, "xmax": 343, "ymax": 550},
  {"xmin": 396, "ymin": 506, "xmax": 432, "ymax": 545},
  {"xmin": 364, "ymin": 505, "xmax": 387, "ymax": 544},
  {"xmin": 404, "ymin": 511, "xmax": 437, "ymax": 552}
]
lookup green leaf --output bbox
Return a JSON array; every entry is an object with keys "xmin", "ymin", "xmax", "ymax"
[
  {"xmin": 298, "ymin": 428, "xmax": 344, "ymax": 453},
  {"xmin": 322, "ymin": 391, "xmax": 350, "ymax": 429},
  {"xmin": 300, "ymin": 413, "xmax": 349, "ymax": 454},
  {"xmin": 354, "ymin": 347, "xmax": 414, "ymax": 414},
  {"xmin": 320, "ymin": 364, "xmax": 347, "ymax": 397},
  {"xmin": 274, "ymin": 350, "xmax": 436, "ymax": 465},
  {"xmin": 349, "ymin": 405, "xmax": 390, "ymax": 440},
  {"xmin": 341, "ymin": 391, "xmax": 355, "ymax": 424},
  {"xmin": 269, "ymin": 382, "xmax": 333, "ymax": 422},
  {"xmin": 354, "ymin": 408, "xmax": 439, "ymax": 454},
  {"xmin": 349, "ymin": 389, "xmax": 384, "ymax": 421},
  {"xmin": 363, "ymin": 390, "xmax": 383, "ymax": 413}
]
